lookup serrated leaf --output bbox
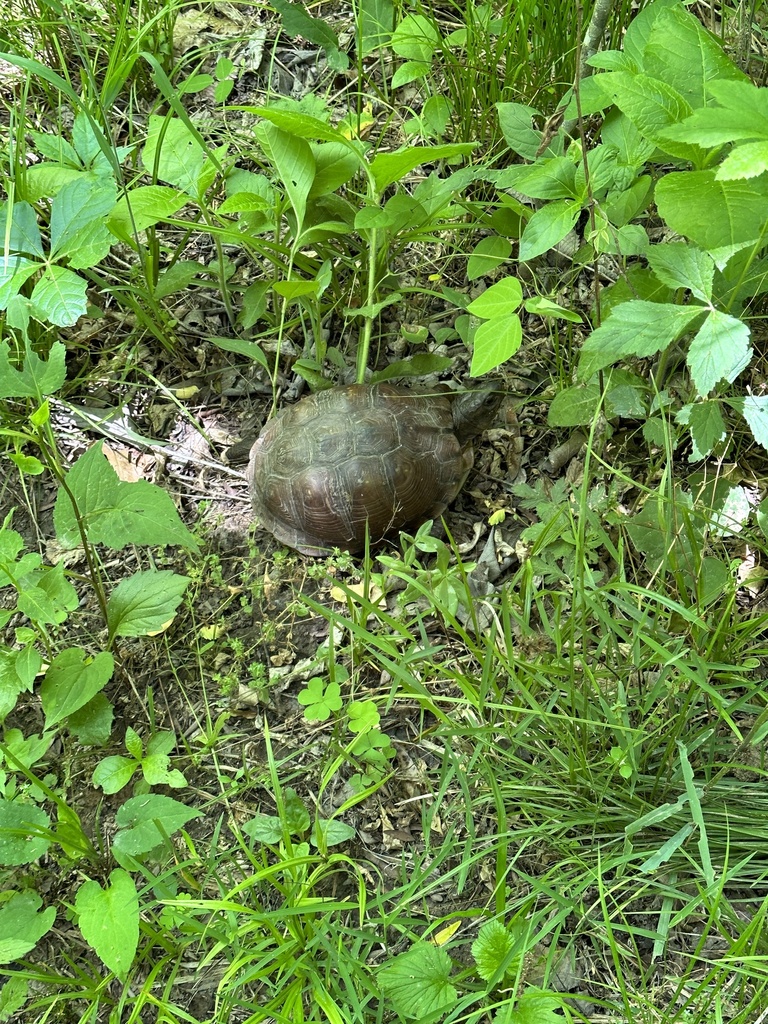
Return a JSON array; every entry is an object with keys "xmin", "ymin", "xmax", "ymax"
[
  {"xmin": 511, "ymin": 988, "xmax": 567, "ymax": 1024},
  {"xmin": 378, "ymin": 943, "xmax": 456, "ymax": 1019},
  {"xmin": 655, "ymin": 170, "xmax": 768, "ymax": 251},
  {"xmin": 106, "ymin": 570, "xmax": 190, "ymax": 638},
  {"xmin": 472, "ymin": 919, "xmax": 521, "ymax": 981},
  {"xmin": 53, "ymin": 442, "xmax": 199, "ymax": 551},
  {"xmin": 687, "ymin": 311, "xmax": 751, "ymax": 396},
  {"xmin": 737, "ymin": 395, "xmax": 768, "ymax": 449},
  {"xmin": 0, "ymin": 892, "xmax": 55, "ymax": 962},
  {"xmin": 0, "ymin": 340, "xmax": 67, "ymax": 399},
  {"xmin": 75, "ymin": 870, "xmax": 138, "ymax": 979},
  {"xmin": 717, "ymin": 140, "xmax": 768, "ymax": 181},
  {"xmin": 647, "ymin": 242, "xmax": 714, "ymax": 302},
  {"xmin": 49, "ymin": 177, "xmax": 116, "ymax": 263},
  {"xmin": 30, "ymin": 265, "xmax": 88, "ymax": 327},
  {"xmin": 548, "ymin": 383, "xmax": 601, "ymax": 426},
  {"xmin": 676, "ymin": 401, "xmax": 726, "ymax": 460},
  {"xmin": 40, "ymin": 648, "xmax": 114, "ymax": 728},
  {"xmin": 578, "ymin": 301, "xmax": 702, "ymax": 380}
]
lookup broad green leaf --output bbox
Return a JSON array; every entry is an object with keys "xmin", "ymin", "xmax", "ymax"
[
  {"xmin": 243, "ymin": 107, "xmax": 349, "ymax": 146},
  {"xmin": 283, "ymin": 788, "xmax": 311, "ymax": 835},
  {"xmin": 0, "ymin": 339, "xmax": 66, "ymax": 400},
  {"xmin": 113, "ymin": 794, "xmax": 202, "ymax": 857},
  {"xmin": 107, "ymin": 570, "xmax": 190, "ymax": 638},
  {"xmin": 524, "ymin": 296, "xmax": 582, "ymax": 322},
  {"xmin": 676, "ymin": 401, "xmax": 727, "ymax": 460},
  {"xmin": 471, "ymin": 919, "xmax": 522, "ymax": 981},
  {"xmin": 602, "ymin": 174, "xmax": 653, "ymax": 227},
  {"xmin": 49, "ymin": 177, "xmax": 116, "ymax": 263},
  {"xmin": 311, "ymin": 818, "xmax": 356, "ymax": 847},
  {"xmin": 0, "ymin": 802, "xmax": 50, "ymax": 866},
  {"xmin": 647, "ymin": 242, "xmax": 713, "ymax": 301},
  {"xmin": 391, "ymin": 60, "xmax": 429, "ymax": 89},
  {"xmin": 466, "ymin": 236, "xmax": 512, "ymax": 280},
  {"xmin": 0, "ymin": 892, "xmax": 55, "ymax": 962},
  {"xmin": 502, "ymin": 157, "xmax": 579, "ymax": 201},
  {"xmin": 370, "ymin": 144, "xmax": 475, "ymax": 194},
  {"xmin": 255, "ymin": 121, "xmax": 315, "ymax": 232},
  {"xmin": 30, "ymin": 265, "xmax": 88, "ymax": 327},
  {"xmin": 391, "ymin": 13, "xmax": 438, "ymax": 61},
  {"xmin": 655, "ymin": 170, "xmax": 768, "ymax": 251},
  {"xmin": 495, "ymin": 101, "xmax": 542, "ymax": 160},
  {"xmin": 736, "ymin": 395, "xmax": 768, "ymax": 449},
  {"xmin": 40, "ymin": 648, "xmax": 114, "ymax": 727},
  {"xmin": 67, "ymin": 693, "xmax": 114, "ymax": 746},
  {"xmin": 108, "ymin": 185, "xmax": 189, "ymax": 244},
  {"xmin": 578, "ymin": 302, "xmax": 703, "ymax": 380},
  {"xmin": 208, "ymin": 334, "xmax": 268, "ymax": 368},
  {"xmin": 75, "ymin": 870, "xmax": 139, "ymax": 979},
  {"xmin": 664, "ymin": 78, "xmax": 768, "ymax": 148},
  {"xmin": 601, "ymin": 108, "xmax": 656, "ymax": 175},
  {"xmin": 518, "ymin": 200, "xmax": 580, "ymax": 262},
  {"xmin": 18, "ymin": 561, "xmax": 78, "ymax": 626},
  {"xmin": 359, "ymin": 0, "xmax": 394, "ymax": 55},
  {"xmin": 243, "ymin": 813, "xmax": 283, "ymax": 844},
  {"xmin": 141, "ymin": 116, "xmax": 206, "ymax": 195},
  {"xmin": 378, "ymin": 943, "xmax": 456, "ymax": 1019},
  {"xmin": 512, "ymin": 988, "xmax": 568, "ymax": 1024},
  {"xmin": 643, "ymin": 4, "xmax": 745, "ymax": 108},
  {"xmin": 548, "ymin": 383, "xmax": 601, "ymax": 427},
  {"xmin": 467, "ymin": 278, "xmax": 523, "ymax": 318},
  {"xmin": 53, "ymin": 441, "xmax": 199, "ymax": 551},
  {"xmin": 469, "ymin": 315, "xmax": 522, "ymax": 376},
  {"xmin": 0, "ymin": 256, "xmax": 39, "ymax": 310},
  {"xmin": 92, "ymin": 755, "xmax": 138, "ymax": 794},
  {"xmin": 309, "ymin": 141, "xmax": 360, "ymax": 196},
  {"xmin": 595, "ymin": 71, "xmax": 701, "ymax": 163},
  {"xmin": 687, "ymin": 311, "xmax": 751, "ymax": 396},
  {"xmin": 717, "ymin": 140, "xmax": 768, "ymax": 180},
  {"xmin": 2, "ymin": 200, "xmax": 44, "ymax": 256}
]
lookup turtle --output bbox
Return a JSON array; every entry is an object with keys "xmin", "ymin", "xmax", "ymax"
[{"xmin": 246, "ymin": 380, "xmax": 504, "ymax": 556}]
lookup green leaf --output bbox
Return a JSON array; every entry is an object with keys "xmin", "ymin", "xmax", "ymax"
[
  {"xmin": 256, "ymin": 121, "xmax": 315, "ymax": 232},
  {"xmin": 655, "ymin": 170, "xmax": 768, "ymax": 251},
  {"xmin": 283, "ymin": 788, "xmax": 311, "ymax": 835},
  {"xmin": 53, "ymin": 442, "xmax": 199, "ymax": 551},
  {"xmin": 0, "ymin": 974, "xmax": 28, "ymax": 1018},
  {"xmin": 466, "ymin": 236, "xmax": 512, "ymax": 280},
  {"xmin": 524, "ymin": 296, "xmax": 582, "ymax": 322},
  {"xmin": 647, "ymin": 242, "xmax": 714, "ymax": 301},
  {"xmin": 518, "ymin": 200, "xmax": 580, "ymax": 262},
  {"xmin": 30, "ymin": 265, "xmax": 88, "ymax": 326},
  {"xmin": 297, "ymin": 678, "xmax": 343, "ymax": 721},
  {"xmin": 595, "ymin": 71, "xmax": 701, "ymax": 162},
  {"xmin": 735, "ymin": 395, "xmax": 768, "ymax": 450},
  {"xmin": 141, "ymin": 116, "xmax": 206, "ymax": 196},
  {"xmin": 467, "ymin": 278, "xmax": 523, "ymax": 318},
  {"xmin": 113, "ymin": 794, "xmax": 202, "ymax": 857},
  {"xmin": 0, "ymin": 256, "xmax": 39, "ymax": 310},
  {"xmin": 472, "ymin": 919, "xmax": 523, "ymax": 981},
  {"xmin": 49, "ymin": 177, "xmax": 115, "ymax": 264},
  {"xmin": 469, "ymin": 315, "xmax": 523, "ymax": 376},
  {"xmin": 495, "ymin": 102, "xmax": 542, "ymax": 161},
  {"xmin": 391, "ymin": 60, "xmax": 430, "ymax": 89},
  {"xmin": 687, "ymin": 311, "xmax": 751, "ymax": 397},
  {"xmin": 370, "ymin": 144, "xmax": 476, "ymax": 194},
  {"xmin": 359, "ymin": 0, "xmax": 394, "ymax": 55},
  {"xmin": 311, "ymin": 818, "xmax": 356, "ymax": 847},
  {"xmin": 501, "ymin": 157, "xmax": 579, "ymax": 201},
  {"xmin": 0, "ymin": 801, "xmax": 50, "ymax": 866},
  {"xmin": 106, "ymin": 570, "xmax": 190, "ymax": 638},
  {"xmin": 108, "ymin": 185, "xmax": 189, "ymax": 244},
  {"xmin": 717, "ymin": 140, "xmax": 768, "ymax": 181},
  {"xmin": 511, "ymin": 988, "xmax": 568, "ymax": 1024},
  {"xmin": 578, "ymin": 301, "xmax": 703, "ymax": 380},
  {"xmin": 548, "ymin": 382, "xmax": 601, "ymax": 426},
  {"xmin": 40, "ymin": 648, "xmax": 114, "ymax": 728},
  {"xmin": 67, "ymin": 694, "xmax": 114, "ymax": 746},
  {"xmin": 676, "ymin": 401, "xmax": 726, "ymax": 460},
  {"xmin": 0, "ymin": 892, "xmax": 55, "ymax": 963},
  {"xmin": 271, "ymin": 0, "xmax": 348, "ymax": 69},
  {"xmin": 0, "ymin": 340, "xmax": 67, "ymax": 399},
  {"xmin": 243, "ymin": 813, "xmax": 283, "ymax": 844},
  {"xmin": 378, "ymin": 943, "xmax": 456, "ymax": 1019},
  {"xmin": 75, "ymin": 870, "xmax": 139, "ymax": 979},
  {"xmin": 391, "ymin": 13, "xmax": 438, "ymax": 61},
  {"xmin": 663, "ymin": 78, "xmax": 768, "ymax": 148}
]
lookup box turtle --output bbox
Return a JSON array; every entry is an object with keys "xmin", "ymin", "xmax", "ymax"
[{"xmin": 247, "ymin": 381, "xmax": 503, "ymax": 556}]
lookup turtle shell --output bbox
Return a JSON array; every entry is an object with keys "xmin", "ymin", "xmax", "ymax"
[{"xmin": 247, "ymin": 382, "xmax": 500, "ymax": 555}]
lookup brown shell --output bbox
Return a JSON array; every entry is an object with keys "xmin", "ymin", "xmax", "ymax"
[{"xmin": 247, "ymin": 382, "xmax": 499, "ymax": 556}]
